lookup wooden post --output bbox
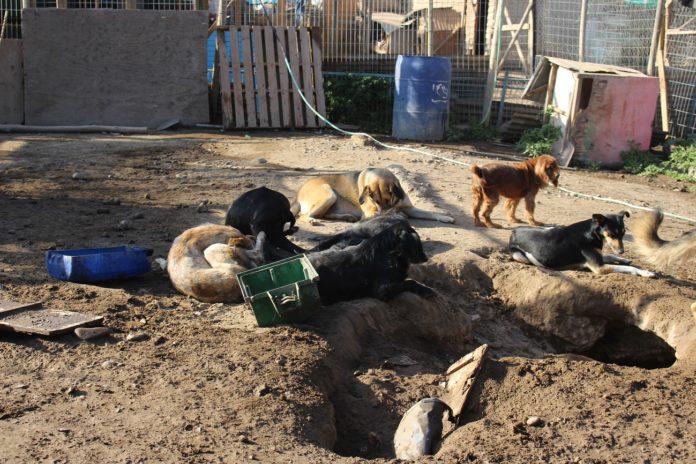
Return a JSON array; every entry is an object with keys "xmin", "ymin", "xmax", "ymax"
[
  {"xmin": 543, "ymin": 63, "xmax": 558, "ymax": 124},
  {"xmin": 496, "ymin": 0, "xmax": 533, "ymax": 74},
  {"xmin": 125, "ymin": 0, "xmax": 137, "ymax": 9},
  {"xmin": 527, "ymin": 0, "xmax": 534, "ymax": 75},
  {"xmin": 56, "ymin": 0, "xmax": 67, "ymax": 8},
  {"xmin": 217, "ymin": 0, "xmax": 225, "ymax": 26},
  {"xmin": 427, "ymin": 0, "xmax": 434, "ymax": 56},
  {"xmin": 481, "ymin": 0, "xmax": 504, "ymax": 124},
  {"xmin": 647, "ymin": 0, "xmax": 666, "ymax": 76},
  {"xmin": 656, "ymin": 9, "xmax": 669, "ymax": 132},
  {"xmin": 578, "ymin": 0, "xmax": 587, "ymax": 62}
]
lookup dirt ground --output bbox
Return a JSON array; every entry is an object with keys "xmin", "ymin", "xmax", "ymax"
[{"xmin": 1, "ymin": 131, "xmax": 695, "ymax": 464}]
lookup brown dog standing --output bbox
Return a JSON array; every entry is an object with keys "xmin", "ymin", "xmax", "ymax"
[{"xmin": 470, "ymin": 154, "xmax": 560, "ymax": 228}]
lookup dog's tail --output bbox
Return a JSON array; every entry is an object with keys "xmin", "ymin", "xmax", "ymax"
[
  {"xmin": 632, "ymin": 209, "xmax": 696, "ymax": 269},
  {"xmin": 470, "ymin": 164, "xmax": 488, "ymax": 187}
]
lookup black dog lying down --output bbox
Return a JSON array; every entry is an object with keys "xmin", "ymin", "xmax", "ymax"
[
  {"xmin": 509, "ymin": 211, "xmax": 655, "ymax": 277},
  {"xmin": 225, "ymin": 187, "xmax": 306, "ymax": 260},
  {"xmin": 311, "ymin": 211, "xmax": 409, "ymax": 252},
  {"xmin": 307, "ymin": 222, "xmax": 435, "ymax": 305}
]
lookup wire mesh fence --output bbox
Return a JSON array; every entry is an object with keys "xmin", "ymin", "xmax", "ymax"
[
  {"xmin": 666, "ymin": 2, "xmax": 696, "ymax": 138},
  {"xmin": 2, "ymin": 0, "xmax": 694, "ymax": 138}
]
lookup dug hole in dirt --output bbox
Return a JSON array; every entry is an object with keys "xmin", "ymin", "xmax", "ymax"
[{"xmin": 1, "ymin": 132, "xmax": 695, "ymax": 463}]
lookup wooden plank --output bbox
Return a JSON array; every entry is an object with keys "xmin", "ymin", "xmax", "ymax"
[
  {"xmin": 500, "ymin": 1, "xmax": 531, "ymax": 75},
  {"xmin": 444, "ymin": 344, "xmax": 488, "ymax": 419},
  {"xmin": 264, "ymin": 26, "xmax": 282, "ymax": 128},
  {"xmin": 287, "ymin": 28, "xmax": 305, "ymax": 127},
  {"xmin": 656, "ymin": 36, "xmax": 669, "ymax": 132},
  {"xmin": 217, "ymin": 30, "xmax": 234, "ymax": 130},
  {"xmin": 0, "ymin": 300, "xmax": 41, "ymax": 316},
  {"xmin": 310, "ymin": 27, "xmax": 327, "ymax": 127},
  {"xmin": 0, "ymin": 307, "xmax": 103, "ymax": 336},
  {"xmin": 299, "ymin": 27, "xmax": 317, "ymax": 128},
  {"xmin": 234, "ymin": 0, "xmax": 242, "ymax": 26},
  {"xmin": 253, "ymin": 27, "xmax": 270, "ymax": 127},
  {"xmin": 276, "ymin": 28, "xmax": 292, "ymax": 128},
  {"xmin": 229, "ymin": 26, "xmax": 246, "ymax": 128},
  {"xmin": 241, "ymin": 26, "xmax": 258, "ymax": 128}
]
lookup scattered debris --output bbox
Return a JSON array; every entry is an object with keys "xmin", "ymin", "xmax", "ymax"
[
  {"xmin": 526, "ymin": 416, "xmax": 543, "ymax": 427},
  {"xmin": 386, "ymin": 354, "xmax": 418, "ymax": 367},
  {"xmin": 72, "ymin": 172, "xmax": 87, "ymax": 180},
  {"xmin": 154, "ymin": 258, "xmax": 167, "ymax": 271}
]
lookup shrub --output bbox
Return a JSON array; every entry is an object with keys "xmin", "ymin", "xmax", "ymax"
[
  {"xmin": 621, "ymin": 144, "xmax": 659, "ymax": 174},
  {"xmin": 447, "ymin": 120, "xmax": 498, "ymax": 142},
  {"xmin": 516, "ymin": 124, "xmax": 562, "ymax": 157},
  {"xmin": 324, "ymin": 74, "xmax": 393, "ymax": 134}
]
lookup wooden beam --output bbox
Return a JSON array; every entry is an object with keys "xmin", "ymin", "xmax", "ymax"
[
  {"xmin": 216, "ymin": 30, "xmax": 234, "ymax": 129},
  {"xmin": 579, "ymin": 0, "xmax": 587, "ymax": 61},
  {"xmin": 543, "ymin": 63, "xmax": 558, "ymax": 124},
  {"xmin": 481, "ymin": 0, "xmax": 505, "ymax": 124},
  {"xmin": 125, "ymin": 0, "xmax": 136, "ymax": 10},
  {"xmin": 497, "ymin": 0, "xmax": 533, "ymax": 75},
  {"xmin": 56, "ymin": 0, "xmax": 67, "ymax": 8},
  {"xmin": 647, "ymin": 0, "xmax": 666, "ymax": 76}
]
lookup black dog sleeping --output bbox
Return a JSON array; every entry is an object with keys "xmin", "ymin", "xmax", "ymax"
[
  {"xmin": 307, "ymin": 221, "xmax": 435, "ymax": 305},
  {"xmin": 225, "ymin": 187, "xmax": 305, "ymax": 260}
]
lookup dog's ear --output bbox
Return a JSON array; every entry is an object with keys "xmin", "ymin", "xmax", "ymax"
[
  {"xmin": 592, "ymin": 214, "xmax": 606, "ymax": 226},
  {"xmin": 358, "ymin": 185, "xmax": 370, "ymax": 205},
  {"xmin": 619, "ymin": 210, "xmax": 630, "ymax": 218},
  {"xmin": 389, "ymin": 183, "xmax": 405, "ymax": 201}
]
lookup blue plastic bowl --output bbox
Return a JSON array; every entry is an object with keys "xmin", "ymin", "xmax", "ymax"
[{"xmin": 45, "ymin": 246, "xmax": 153, "ymax": 283}]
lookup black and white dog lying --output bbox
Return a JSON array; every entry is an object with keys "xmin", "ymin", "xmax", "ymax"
[
  {"xmin": 509, "ymin": 211, "xmax": 655, "ymax": 277},
  {"xmin": 308, "ymin": 221, "xmax": 435, "ymax": 305},
  {"xmin": 225, "ymin": 187, "xmax": 306, "ymax": 260}
]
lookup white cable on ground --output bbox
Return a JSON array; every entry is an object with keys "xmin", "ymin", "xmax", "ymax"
[{"xmin": 260, "ymin": 16, "xmax": 696, "ymax": 226}]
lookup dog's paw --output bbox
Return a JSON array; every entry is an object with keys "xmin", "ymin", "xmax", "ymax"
[{"xmin": 438, "ymin": 215, "xmax": 455, "ymax": 224}]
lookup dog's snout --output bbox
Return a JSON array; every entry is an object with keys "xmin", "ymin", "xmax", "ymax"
[{"xmin": 608, "ymin": 238, "xmax": 624, "ymax": 254}]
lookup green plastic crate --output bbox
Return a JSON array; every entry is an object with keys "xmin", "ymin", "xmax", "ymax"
[{"xmin": 236, "ymin": 254, "xmax": 321, "ymax": 327}]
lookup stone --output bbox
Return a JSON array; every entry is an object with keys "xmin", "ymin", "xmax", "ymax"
[
  {"xmin": 74, "ymin": 327, "xmax": 112, "ymax": 340},
  {"xmin": 117, "ymin": 219, "xmax": 132, "ymax": 231},
  {"xmin": 526, "ymin": 416, "xmax": 543, "ymax": 427},
  {"xmin": 126, "ymin": 332, "xmax": 149, "ymax": 342},
  {"xmin": 254, "ymin": 384, "xmax": 271, "ymax": 397},
  {"xmin": 394, "ymin": 398, "xmax": 453, "ymax": 460}
]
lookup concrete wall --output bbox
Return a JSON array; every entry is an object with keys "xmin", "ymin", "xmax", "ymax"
[
  {"xmin": 0, "ymin": 40, "xmax": 24, "ymax": 124},
  {"xmin": 22, "ymin": 9, "xmax": 209, "ymax": 127}
]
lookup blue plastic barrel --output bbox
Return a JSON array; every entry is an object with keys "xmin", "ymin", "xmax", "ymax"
[{"xmin": 392, "ymin": 55, "xmax": 452, "ymax": 141}]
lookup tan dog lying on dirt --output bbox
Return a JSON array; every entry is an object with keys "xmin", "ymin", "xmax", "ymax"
[
  {"xmin": 167, "ymin": 224, "xmax": 266, "ymax": 303},
  {"xmin": 470, "ymin": 154, "xmax": 560, "ymax": 228},
  {"xmin": 291, "ymin": 167, "xmax": 454, "ymax": 223}
]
